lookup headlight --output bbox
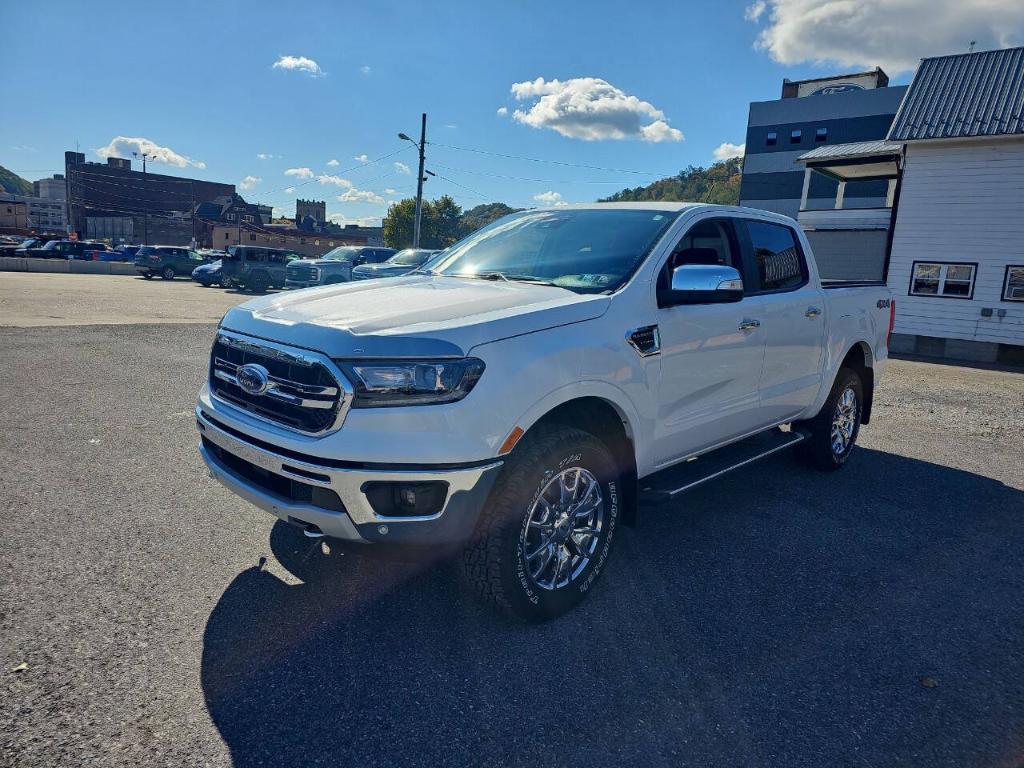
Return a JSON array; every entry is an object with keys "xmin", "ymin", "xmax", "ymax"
[{"xmin": 336, "ymin": 358, "xmax": 485, "ymax": 407}]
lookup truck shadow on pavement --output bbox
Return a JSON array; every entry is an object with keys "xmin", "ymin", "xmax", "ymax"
[{"xmin": 200, "ymin": 447, "xmax": 1024, "ymax": 768}]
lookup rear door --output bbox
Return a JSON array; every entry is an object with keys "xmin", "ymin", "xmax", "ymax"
[{"xmin": 738, "ymin": 219, "xmax": 826, "ymax": 423}]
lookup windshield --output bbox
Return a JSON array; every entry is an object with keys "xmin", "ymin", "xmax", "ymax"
[
  {"xmin": 40, "ymin": 240, "xmax": 60, "ymax": 250},
  {"xmin": 18, "ymin": 239, "xmax": 37, "ymax": 248},
  {"xmin": 388, "ymin": 249, "xmax": 431, "ymax": 266},
  {"xmin": 428, "ymin": 209, "xmax": 678, "ymax": 293},
  {"xmin": 321, "ymin": 247, "xmax": 360, "ymax": 262}
]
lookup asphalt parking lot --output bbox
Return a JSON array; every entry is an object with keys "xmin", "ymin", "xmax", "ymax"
[{"xmin": 1, "ymin": 273, "xmax": 1023, "ymax": 767}]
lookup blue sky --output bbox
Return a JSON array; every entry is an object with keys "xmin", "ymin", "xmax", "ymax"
[{"xmin": 3, "ymin": 0, "xmax": 1020, "ymax": 225}]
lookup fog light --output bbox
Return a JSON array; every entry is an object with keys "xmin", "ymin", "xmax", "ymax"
[{"xmin": 362, "ymin": 481, "xmax": 449, "ymax": 518}]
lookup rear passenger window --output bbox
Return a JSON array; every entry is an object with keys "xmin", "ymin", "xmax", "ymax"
[{"xmin": 745, "ymin": 221, "xmax": 807, "ymax": 292}]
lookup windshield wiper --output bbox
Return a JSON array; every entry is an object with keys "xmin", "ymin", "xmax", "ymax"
[{"xmin": 449, "ymin": 271, "xmax": 558, "ymax": 286}]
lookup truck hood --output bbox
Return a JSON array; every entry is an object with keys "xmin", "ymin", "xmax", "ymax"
[{"xmin": 220, "ymin": 274, "xmax": 609, "ymax": 357}]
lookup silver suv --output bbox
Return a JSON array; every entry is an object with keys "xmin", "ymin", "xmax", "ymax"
[{"xmin": 285, "ymin": 246, "xmax": 396, "ymax": 288}]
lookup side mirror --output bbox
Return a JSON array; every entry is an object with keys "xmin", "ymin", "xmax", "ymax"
[{"xmin": 661, "ymin": 264, "xmax": 744, "ymax": 306}]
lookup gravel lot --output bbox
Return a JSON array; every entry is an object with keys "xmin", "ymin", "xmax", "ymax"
[{"xmin": 1, "ymin": 275, "xmax": 1022, "ymax": 767}]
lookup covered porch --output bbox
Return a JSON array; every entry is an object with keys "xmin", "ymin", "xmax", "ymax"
[{"xmin": 795, "ymin": 140, "xmax": 903, "ymax": 282}]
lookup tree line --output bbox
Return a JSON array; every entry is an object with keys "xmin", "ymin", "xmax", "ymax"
[{"xmin": 382, "ymin": 158, "xmax": 743, "ymax": 248}]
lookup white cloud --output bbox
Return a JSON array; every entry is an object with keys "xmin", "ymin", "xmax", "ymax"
[
  {"xmin": 360, "ymin": 65, "xmax": 371, "ymax": 75},
  {"xmin": 256, "ymin": 152, "xmax": 277, "ymax": 160},
  {"xmin": 383, "ymin": 188, "xmax": 397, "ymax": 194},
  {"xmin": 317, "ymin": 174, "xmax": 353, "ymax": 188},
  {"xmin": 496, "ymin": 106, "xmax": 508, "ymax": 116},
  {"xmin": 284, "ymin": 186, "xmax": 296, "ymax": 194},
  {"xmin": 744, "ymin": 0, "xmax": 766, "ymax": 22},
  {"xmin": 509, "ymin": 76, "xmax": 683, "ymax": 142},
  {"xmin": 394, "ymin": 161, "xmax": 411, "ymax": 175},
  {"xmin": 326, "ymin": 158, "xmax": 339, "ymax": 166},
  {"xmin": 272, "ymin": 206, "xmax": 290, "ymax": 219},
  {"xmin": 272, "ymin": 55, "xmax": 325, "ymax": 77},
  {"xmin": 713, "ymin": 142, "xmax": 746, "ymax": 161},
  {"xmin": 95, "ymin": 136, "xmax": 206, "ymax": 169},
  {"xmin": 749, "ymin": 0, "xmax": 1024, "ymax": 73},
  {"xmin": 353, "ymin": 154, "xmax": 369, "ymax": 162},
  {"xmin": 328, "ymin": 213, "xmax": 383, "ymax": 227},
  {"xmin": 337, "ymin": 188, "xmax": 386, "ymax": 205},
  {"xmin": 238, "ymin": 175, "xmax": 262, "ymax": 190},
  {"xmin": 445, "ymin": 123, "xmax": 458, "ymax": 129},
  {"xmin": 284, "ymin": 167, "xmax": 314, "ymax": 179},
  {"xmin": 533, "ymin": 190, "xmax": 569, "ymax": 207}
]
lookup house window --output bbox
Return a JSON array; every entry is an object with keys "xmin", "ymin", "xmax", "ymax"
[
  {"xmin": 243, "ymin": 214, "xmax": 254, "ymax": 223},
  {"xmin": 790, "ymin": 129, "xmax": 802, "ymax": 144},
  {"xmin": 1003, "ymin": 265, "xmax": 1024, "ymax": 302},
  {"xmin": 910, "ymin": 262, "xmax": 977, "ymax": 299},
  {"xmin": 314, "ymin": 239, "xmax": 320, "ymax": 245},
  {"xmin": 249, "ymin": 233, "xmax": 256, "ymax": 242},
  {"xmin": 226, "ymin": 213, "xmax": 235, "ymax": 221},
  {"xmin": 815, "ymin": 127, "xmax": 828, "ymax": 142},
  {"xmin": 766, "ymin": 131, "xmax": 777, "ymax": 146}
]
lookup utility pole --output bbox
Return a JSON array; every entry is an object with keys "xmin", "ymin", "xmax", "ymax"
[
  {"xmin": 133, "ymin": 151, "xmax": 151, "ymax": 245},
  {"xmin": 399, "ymin": 113, "xmax": 428, "ymax": 248},
  {"xmin": 414, "ymin": 113, "xmax": 426, "ymax": 248}
]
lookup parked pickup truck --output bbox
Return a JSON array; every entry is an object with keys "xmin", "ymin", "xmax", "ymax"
[
  {"xmin": 196, "ymin": 203, "xmax": 893, "ymax": 621},
  {"xmin": 285, "ymin": 246, "xmax": 397, "ymax": 288}
]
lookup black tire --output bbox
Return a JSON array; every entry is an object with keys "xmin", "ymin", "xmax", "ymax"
[
  {"xmin": 250, "ymin": 272, "xmax": 270, "ymax": 293},
  {"xmin": 161, "ymin": 266, "xmax": 175, "ymax": 280},
  {"xmin": 796, "ymin": 367, "xmax": 863, "ymax": 471},
  {"xmin": 142, "ymin": 272, "xmax": 153, "ymax": 280},
  {"xmin": 464, "ymin": 426, "xmax": 621, "ymax": 621}
]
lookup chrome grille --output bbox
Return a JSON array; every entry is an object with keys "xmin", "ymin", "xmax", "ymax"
[
  {"xmin": 209, "ymin": 331, "xmax": 350, "ymax": 434},
  {"xmin": 287, "ymin": 262, "xmax": 319, "ymax": 283}
]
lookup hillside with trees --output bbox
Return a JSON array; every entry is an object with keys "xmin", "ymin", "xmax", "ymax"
[
  {"xmin": 0, "ymin": 164, "xmax": 33, "ymax": 195},
  {"xmin": 599, "ymin": 157, "xmax": 742, "ymax": 206}
]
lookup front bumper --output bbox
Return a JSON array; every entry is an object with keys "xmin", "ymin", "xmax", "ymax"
[
  {"xmin": 196, "ymin": 407, "xmax": 502, "ymax": 544},
  {"xmin": 285, "ymin": 279, "xmax": 318, "ymax": 289}
]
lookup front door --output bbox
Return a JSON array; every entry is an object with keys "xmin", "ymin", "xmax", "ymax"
[
  {"xmin": 651, "ymin": 217, "xmax": 768, "ymax": 468},
  {"xmin": 740, "ymin": 220, "xmax": 826, "ymax": 422}
]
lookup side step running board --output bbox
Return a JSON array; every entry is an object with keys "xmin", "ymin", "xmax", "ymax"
[{"xmin": 639, "ymin": 428, "xmax": 808, "ymax": 506}]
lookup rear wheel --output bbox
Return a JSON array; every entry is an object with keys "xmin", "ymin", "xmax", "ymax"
[
  {"xmin": 142, "ymin": 272, "xmax": 153, "ymax": 280},
  {"xmin": 161, "ymin": 266, "xmax": 175, "ymax": 280},
  {"xmin": 250, "ymin": 271, "xmax": 270, "ymax": 293},
  {"xmin": 464, "ymin": 426, "xmax": 621, "ymax": 621},
  {"xmin": 796, "ymin": 367, "xmax": 863, "ymax": 471}
]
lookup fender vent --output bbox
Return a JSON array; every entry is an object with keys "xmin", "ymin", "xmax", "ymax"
[{"xmin": 627, "ymin": 325, "xmax": 661, "ymax": 357}]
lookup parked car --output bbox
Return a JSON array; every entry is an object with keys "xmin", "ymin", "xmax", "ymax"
[
  {"xmin": 101, "ymin": 245, "xmax": 141, "ymax": 262},
  {"xmin": 192, "ymin": 259, "xmax": 223, "ymax": 287},
  {"xmin": 221, "ymin": 246, "xmax": 302, "ymax": 292},
  {"xmin": 3, "ymin": 237, "xmax": 43, "ymax": 257},
  {"xmin": 285, "ymin": 246, "xmax": 396, "ymax": 288},
  {"xmin": 134, "ymin": 245, "xmax": 211, "ymax": 280},
  {"xmin": 24, "ymin": 240, "xmax": 102, "ymax": 259},
  {"xmin": 67, "ymin": 242, "xmax": 111, "ymax": 260},
  {"xmin": 196, "ymin": 203, "xmax": 894, "ymax": 621},
  {"xmin": 350, "ymin": 248, "xmax": 439, "ymax": 281}
]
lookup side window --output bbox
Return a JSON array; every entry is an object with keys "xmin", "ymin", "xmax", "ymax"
[
  {"xmin": 1003, "ymin": 266, "xmax": 1024, "ymax": 302},
  {"xmin": 910, "ymin": 262, "xmax": 976, "ymax": 298},
  {"xmin": 658, "ymin": 218, "xmax": 740, "ymax": 293},
  {"xmin": 745, "ymin": 221, "xmax": 807, "ymax": 293}
]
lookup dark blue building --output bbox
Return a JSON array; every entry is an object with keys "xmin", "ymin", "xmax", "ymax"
[{"xmin": 739, "ymin": 69, "xmax": 907, "ymax": 219}]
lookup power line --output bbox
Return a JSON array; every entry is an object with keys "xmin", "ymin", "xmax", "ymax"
[
  {"xmin": 428, "ymin": 141, "xmax": 677, "ymax": 177},
  {"xmin": 261, "ymin": 146, "xmax": 415, "ymax": 196}
]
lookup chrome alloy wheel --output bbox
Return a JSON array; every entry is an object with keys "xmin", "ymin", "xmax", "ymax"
[
  {"xmin": 522, "ymin": 467, "xmax": 605, "ymax": 591},
  {"xmin": 830, "ymin": 386, "xmax": 858, "ymax": 455}
]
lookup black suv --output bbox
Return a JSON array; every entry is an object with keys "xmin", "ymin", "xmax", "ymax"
[{"xmin": 134, "ymin": 246, "xmax": 210, "ymax": 280}]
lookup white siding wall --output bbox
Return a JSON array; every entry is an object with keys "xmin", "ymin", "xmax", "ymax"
[{"xmin": 887, "ymin": 138, "xmax": 1024, "ymax": 345}]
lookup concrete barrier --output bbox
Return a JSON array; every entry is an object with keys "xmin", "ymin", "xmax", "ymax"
[{"xmin": 0, "ymin": 258, "xmax": 136, "ymax": 276}]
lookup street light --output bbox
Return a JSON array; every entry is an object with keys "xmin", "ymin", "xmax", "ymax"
[{"xmin": 397, "ymin": 113, "xmax": 427, "ymax": 248}]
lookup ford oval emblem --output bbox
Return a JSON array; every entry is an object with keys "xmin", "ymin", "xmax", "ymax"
[{"xmin": 237, "ymin": 363, "xmax": 270, "ymax": 396}]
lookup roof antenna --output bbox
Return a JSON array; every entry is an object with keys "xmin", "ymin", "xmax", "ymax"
[{"xmin": 969, "ymin": 40, "xmax": 976, "ymax": 53}]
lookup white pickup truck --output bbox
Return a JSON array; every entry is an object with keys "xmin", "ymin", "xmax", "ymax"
[{"xmin": 196, "ymin": 203, "xmax": 894, "ymax": 620}]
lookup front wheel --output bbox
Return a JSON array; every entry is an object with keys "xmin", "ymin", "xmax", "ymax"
[
  {"xmin": 161, "ymin": 266, "xmax": 175, "ymax": 280},
  {"xmin": 464, "ymin": 426, "xmax": 621, "ymax": 621},
  {"xmin": 796, "ymin": 367, "xmax": 863, "ymax": 471}
]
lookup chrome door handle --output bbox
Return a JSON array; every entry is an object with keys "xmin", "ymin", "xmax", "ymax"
[
  {"xmin": 805, "ymin": 307, "xmax": 822, "ymax": 318},
  {"xmin": 738, "ymin": 319, "xmax": 761, "ymax": 331}
]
